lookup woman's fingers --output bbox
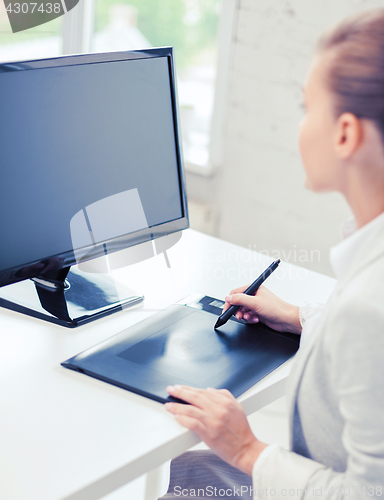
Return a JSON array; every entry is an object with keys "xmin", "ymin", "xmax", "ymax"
[
  {"xmin": 231, "ymin": 302, "xmax": 259, "ymax": 322},
  {"xmin": 224, "ymin": 303, "xmax": 260, "ymax": 322},
  {"xmin": 226, "ymin": 293, "xmax": 259, "ymax": 311},
  {"xmin": 167, "ymin": 385, "xmax": 214, "ymax": 409},
  {"xmin": 222, "ymin": 285, "xmax": 250, "ymax": 312},
  {"xmin": 165, "ymin": 400, "xmax": 205, "ymax": 420},
  {"xmin": 243, "ymin": 310, "xmax": 260, "ymax": 321},
  {"xmin": 213, "ymin": 387, "xmax": 235, "ymax": 400},
  {"xmin": 222, "ymin": 285, "xmax": 301, "ymax": 334},
  {"xmin": 165, "ymin": 387, "xmax": 239, "ymax": 440},
  {"xmin": 167, "ymin": 385, "xmax": 235, "ymax": 408},
  {"xmin": 164, "ymin": 385, "xmax": 265, "ymax": 474},
  {"xmin": 230, "ymin": 285, "xmax": 249, "ymax": 295},
  {"xmin": 173, "ymin": 414, "xmax": 205, "ymax": 434},
  {"xmin": 165, "ymin": 387, "xmax": 226, "ymax": 438}
]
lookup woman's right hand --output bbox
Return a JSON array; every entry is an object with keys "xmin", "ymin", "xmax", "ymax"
[{"xmin": 223, "ymin": 285, "xmax": 302, "ymax": 334}]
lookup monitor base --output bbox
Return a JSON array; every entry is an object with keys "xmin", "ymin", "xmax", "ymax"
[{"xmin": 0, "ymin": 266, "xmax": 144, "ymax": 328}]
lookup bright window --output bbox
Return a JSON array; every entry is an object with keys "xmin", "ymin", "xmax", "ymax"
[
  {"xmin": 91, "ymin": 0, "xmax": 221, "ymax": 173},
  {"xmin": 0, "ymin": 3, "xmax": 62, "ymax": 62},
  {"xmin": 0, "ymin": 0, "xmax": 231, "ymax": 175}
]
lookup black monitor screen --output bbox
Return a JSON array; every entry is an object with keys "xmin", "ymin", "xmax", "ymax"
[{"xmin": 0, "ymin": 52, "xmax": 185, "ymax": 281}]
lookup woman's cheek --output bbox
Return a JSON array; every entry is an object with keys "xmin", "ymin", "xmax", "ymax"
[
  {"xmin": 298, "ymin": 118, "xmax": 311, "ymax": 172},
  {"xmin": 298, "ymin": 117, "xmax": 319, "ymax": 190}
]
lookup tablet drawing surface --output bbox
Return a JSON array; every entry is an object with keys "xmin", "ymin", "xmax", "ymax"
[{"xmin": 62, "ymin": 298, "xmax": 299, "ymax": 403}]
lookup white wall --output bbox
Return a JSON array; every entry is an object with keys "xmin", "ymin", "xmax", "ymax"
[{"xmin": 186, "ymin": 0, "xmax": 383, "ymax": 277}]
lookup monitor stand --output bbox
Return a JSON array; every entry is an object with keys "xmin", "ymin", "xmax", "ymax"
[{"xmin": 0, "ymin": 266, "xmax": 144, "ymax": 328}]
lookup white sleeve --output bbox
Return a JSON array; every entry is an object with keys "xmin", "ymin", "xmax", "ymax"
[
  {"xmin": 252, "ymin": 299, "xmax": 384, "ymax": 499},
  {"xmin": 298, "ymin": 302, "xmax": 324, "ymax": 327},
  {"xmin": 252, "ymin": 445, "xmax": 325, "ymax": 499},
  {"xmin": 298, "ymin": 302, "xmax": 324, "ymax": 346}
]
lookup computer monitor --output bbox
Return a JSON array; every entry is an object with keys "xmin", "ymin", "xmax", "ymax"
[{"xmin": 0, "ymin": 47, "xmax": 188, "ymax": 327}]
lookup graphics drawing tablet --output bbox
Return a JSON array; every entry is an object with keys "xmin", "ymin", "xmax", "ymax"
[{"xmin": 61, "ymin": 296, "xmax": 299, "ymax": 403}]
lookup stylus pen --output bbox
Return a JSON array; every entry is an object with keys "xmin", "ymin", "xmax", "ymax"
[{"xmin": 214, "ymin": 258, "xmax": 281, "ymax": 329}]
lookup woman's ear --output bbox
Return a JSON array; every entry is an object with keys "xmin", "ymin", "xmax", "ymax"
[{"xmin": 334, "ymin": 112, "xmax": 362, "ymax": 159}]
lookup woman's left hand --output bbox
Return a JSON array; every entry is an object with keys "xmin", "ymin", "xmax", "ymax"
[{"xmin": 164, "ymin": 385, "xmax": 268, "ymax": 476}]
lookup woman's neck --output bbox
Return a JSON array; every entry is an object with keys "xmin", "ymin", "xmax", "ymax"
[{"xmin": 343, "ymin": 165, "xmax": 384, "ymax": 229}]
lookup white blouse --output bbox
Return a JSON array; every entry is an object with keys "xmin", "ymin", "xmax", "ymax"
[{"xmin": 252, "ymin": 211, "xmax": 384, "ymax": 499}]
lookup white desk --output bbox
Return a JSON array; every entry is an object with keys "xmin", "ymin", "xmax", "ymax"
[{"xmin": 0, "ymin": 230, "xmax": 336, "ymax": 500}]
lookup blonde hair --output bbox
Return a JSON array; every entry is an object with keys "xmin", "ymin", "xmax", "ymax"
[{"xmin": 317, "ymin": 8, "xmax": 384, "ymax": 142}]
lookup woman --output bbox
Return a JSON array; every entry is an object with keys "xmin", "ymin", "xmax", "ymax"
[{"xmin": 161, "ymin": 8, "xmax": 384, "ymax": 499}]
